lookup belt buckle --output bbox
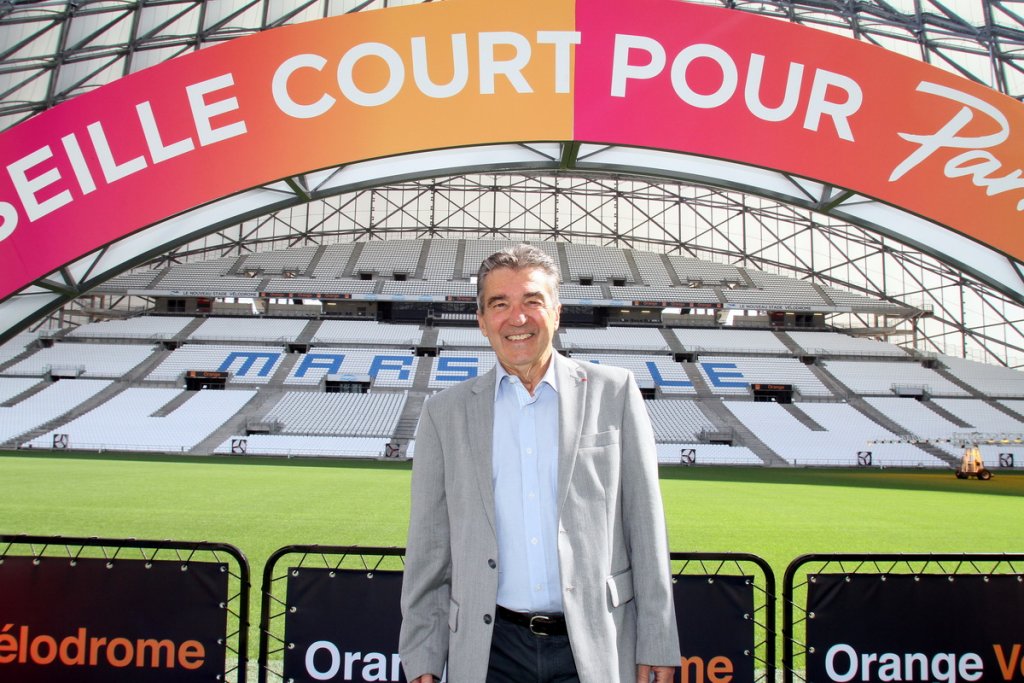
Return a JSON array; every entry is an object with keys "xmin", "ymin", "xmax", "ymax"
[{"xmin": 529, "ymin": 614, "xmax": 554, "ymax": 637}]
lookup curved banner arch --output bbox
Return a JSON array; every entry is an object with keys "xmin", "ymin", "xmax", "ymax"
[{"xmin": 1, "ymin": 0, "xmax": 1022, "ymax": 326}]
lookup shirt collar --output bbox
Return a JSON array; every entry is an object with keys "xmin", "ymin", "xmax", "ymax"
[{"xmin": 494, "ymin": 354, "xmax": 560, "ymax": 402}]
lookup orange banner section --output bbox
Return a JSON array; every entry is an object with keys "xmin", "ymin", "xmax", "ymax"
[{"xmin": 0, "ymin": 0, "xmax": 576, "ymax": 301}]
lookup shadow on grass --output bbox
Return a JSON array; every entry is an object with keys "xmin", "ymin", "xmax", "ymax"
[
  {"xmin": 3, "ymin": 450, "xmax": 1022, "ymax": 497},
  {"xmin": 0, "ymin": 449, "xmax": 412, "ymax": 471},
  {"xmin": 658, "ymin": 465, "xmax": 1024, "ymax": 498}
]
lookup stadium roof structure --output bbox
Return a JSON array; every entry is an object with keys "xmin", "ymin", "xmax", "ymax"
[{"xmin": 2, "ymin": 0, "xmax": 1024, "ymax": 366}]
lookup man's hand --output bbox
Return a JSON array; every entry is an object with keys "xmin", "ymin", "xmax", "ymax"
[
  {"xmin": 410, "ymin": 676, "xmax": 436, "ymax": 683},
  {"xmin": 637, "ymin": 663, "xmax": 676, "ymax": 682}
]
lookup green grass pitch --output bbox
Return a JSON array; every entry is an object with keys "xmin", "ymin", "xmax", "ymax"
[{"xmin": 2, "ymin": 451, "xmax": 1021, "ymax": 670}]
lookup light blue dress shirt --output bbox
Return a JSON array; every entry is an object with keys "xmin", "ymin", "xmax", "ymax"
[{"xmin": 491, "ymin": 360, "xmax": 562, "ymax": 614}]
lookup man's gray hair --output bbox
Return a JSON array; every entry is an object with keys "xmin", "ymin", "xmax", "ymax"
[{"xmin": 476, "ymin": 244, "xmax": 560, "ymax": 310}]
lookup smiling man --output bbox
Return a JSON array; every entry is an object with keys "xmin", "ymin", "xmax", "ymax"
[
  {"xmin": 476, "ymin": 260, "xmax": 561, "ymax": 394},
  {"xmin": 400, "ymin": 244, "xmax": 680, "ymax": 683}
]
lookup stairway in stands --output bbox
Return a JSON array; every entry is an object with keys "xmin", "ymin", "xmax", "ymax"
[
  {"xmin": 12, "ymin": 381, "xmax": 125, "ymax": 449},
  {"xmin": 849, "ymin": 395, "xmax": 959, "ymax": 466},
  {"xmin": 808, "ymin": 359, "xmax": 958, "ymax": 465},
  {"xmin": 0, "ymin": 339, "xmax": 47, "ymax": 373},
  {"xmin": 189, "ymin": 389, "xmax": 270, "ymax": 455},
  {"xmin": 394, "ymin": 393, "xmax": 427, "ymax": 443},
  {"xmin": 772, "ymin": 330, "xmax": 806, "ymax": 355},
  {"xmin": 697, "ymin": 399, "xmax": 788, "ymax": 466},
  {"xmin": 928, "ymin": 361, "xmax": 1024, "ymax": 425},
  {"xmin": 174, "ymin": 317, "xmax": 207, "ymax": 342},
  {"xmin": 621, "ymin": 250, "xmax": 645, "ymax": 285},
  {"xmin": 392, "ymin": 353, "xmax": 436, "ymax": 443},
  {"xmin": 780, "ymin": 403, "xmax": 827, "ymax": 431}
]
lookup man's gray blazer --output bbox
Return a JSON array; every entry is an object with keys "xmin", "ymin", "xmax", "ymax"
[{"xmin": 399, "ymin": 352, "xmax": 680, "ymax": 682}]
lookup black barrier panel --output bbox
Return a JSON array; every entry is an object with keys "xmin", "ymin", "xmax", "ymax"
[
  {"xmin": 0, "ymin": 556, "xmax": 228, "ymax": 682},
  {"xmin": 675, "ymin": 575, "xmax": 755, "ymax": 683},
  {"xmin": 672, "ymin": 552, "xmax": 775, "ymax": 683},
  {"xmin": 262, "ymin": 547, "xmax": 776, "ymax": 683},
  {"xmin": 783, "ymin": 554, "xmax": 1024, "ymax": 683},
  {"xmin": 259, "ymin": 546, "xmax": 406, "ymax": 683},
  {"xmin": 806, "ymin": 574, "xmax": 1024, "ymax": 683},
  {"xmin": 283, "ymin": 568, "xmax": 405, "ymax": 683},
  {"xmin": 0, "ymin": 535, "xmax": 249, "ymax": 683}
]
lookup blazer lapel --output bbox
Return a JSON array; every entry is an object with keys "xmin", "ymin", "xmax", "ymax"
[
  {"xmin": 555, "ymin": 354, "xmax": 588, "ymax": 512},
  {"xmin": 468, "ymin": 367, "xmax": 497, "ymax": 535}
]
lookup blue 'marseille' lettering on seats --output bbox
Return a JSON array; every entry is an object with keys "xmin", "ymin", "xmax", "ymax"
[
  {"xmin": 294, "ymin": 353, "xmax": 346, "ymax": 377},
  {"xmin": 701, "ymin": 362, "xmax": 748, "ymax": 388},
  {"xmin": 646, "ymin": 361, "xmax": 692, "ymax": 387},
  {"xmin": 219, "ymin": 351, "xmax": 281, "ymax": 377},
  {"xmin": 436, "ymin": 357, "xmax": 478, "ymax": 382},
  {"xmin": 421, "ymin": 354, "xmax": 751, "ymax": 388},
  {"xmin": 582, "ymin": 358, "xmax": 694, "ymax": 388},
  {"xmin": 369, "ymin": 355, "xmax": 413, "ymax": 379}
]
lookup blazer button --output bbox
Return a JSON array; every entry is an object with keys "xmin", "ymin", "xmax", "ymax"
[
  {"xmin": 488, "ymin": 559, "xmax": 496, "ymax": 569},
  {"xmin": 483, "ymin": 614, "xmax": 492, "ymax": 624}
]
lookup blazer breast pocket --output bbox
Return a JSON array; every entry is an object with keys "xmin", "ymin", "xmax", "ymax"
[{"xmin": 575, "ymin": 430, "xmax": 622, "ymax": 493}]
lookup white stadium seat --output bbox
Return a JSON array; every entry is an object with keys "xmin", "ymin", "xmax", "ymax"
[
  {"xmin": 4, "ymin": 343, "xmax": 157, "ymax": 378},
  {"xmin": 27, "ymin": 387, "xmax": 255, "ymax": 453}
]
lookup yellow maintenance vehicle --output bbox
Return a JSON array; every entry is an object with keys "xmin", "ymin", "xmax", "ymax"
[
  {"xmin": 955, "ymin": 445, "xmax": 992, "ymax": 480},
  {"xmin": 868, "ymin": 431, "xmax": 1018, "ymax": 480}
]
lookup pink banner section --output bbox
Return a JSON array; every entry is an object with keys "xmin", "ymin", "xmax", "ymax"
[
  {"xmin": 573, "ymin": 0, "xmax": 1024, "ymax": 259},
  {"xmin": 0, "ymin": 0, "xmax": 1022, "ymax": 303}
]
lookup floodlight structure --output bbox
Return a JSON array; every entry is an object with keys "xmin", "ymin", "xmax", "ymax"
[{"xmin": 2, "ymin": 0, "xmax": 1024, "ymax": 366}]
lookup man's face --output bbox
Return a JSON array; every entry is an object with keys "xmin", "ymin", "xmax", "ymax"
[{"xmin": 477, "ymin": 266, "xmax": 561, "ymax": 381}]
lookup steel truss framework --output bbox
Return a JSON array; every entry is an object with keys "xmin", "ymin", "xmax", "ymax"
[{"xmin": 3, "ymin": 0, "xmax": 1024, "ymax": 366}]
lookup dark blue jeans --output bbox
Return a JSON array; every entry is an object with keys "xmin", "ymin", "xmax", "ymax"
[{"xmin": 485, "ymin": 611, "xmax": 581, "ymax": 683}]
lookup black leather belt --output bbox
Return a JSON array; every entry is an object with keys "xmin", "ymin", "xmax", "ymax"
[{"xmin": 496, "ymin": 605, "xmax": 568, "ymax": 636}]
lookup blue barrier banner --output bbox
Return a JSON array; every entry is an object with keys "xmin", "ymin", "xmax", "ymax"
[
  {"xmin": 674, "ymin": 574, "xmax": 756, "ymax": 683},
  {"xmin": 283, "ymin": 568, "xmax": 405, "ymax": 683},
  {"xmin": 806, "ymin": 573, "xmax": 1024, "ymax": 683},
  {"xmin": 0, "ymin": 556, "xmax": 228, "ymax": 682}
]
